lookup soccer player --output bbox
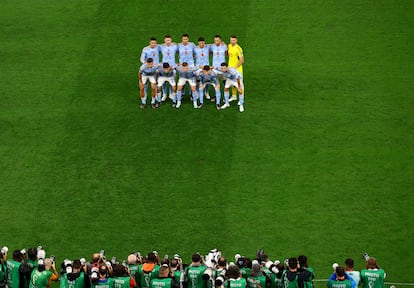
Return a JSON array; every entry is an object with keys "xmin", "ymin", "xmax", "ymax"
[
  {"xmin": 178, "ymin": 34, "xmax": 195, "ymax": 66},
  {"xmin": 211, "ymin": 35, "xmax": 227, "ymax": 69},
  {"xmin": 228, "ymin": 35, "xmax": 244, "ymax": 102},
  {"xmin": 156, "ymin": 63, "xmax": 176, "ymax": 104},
  {"xmin": 140, "ymin": 37, "xmax": 160, "ymax": 99},
  {"xmin": 141, "ymin": 37, "xmax": 160, "ymax": 64},
  {"xmin": 138, "ymin": 58, "xmax": 159, "ymax": 109},
  {"xmin": 218, "ymin": 63, "xmax": 245, "ymax": 112},
  {"xmin": 197, "ymin": 65, "xmax": 221, "ymax": 109},
  {"xmin": 159, "ymin": 35, "xmax": 178, "ymax": 97},
  {"xmin": 178, "ymin": 34, "xmax": 196, "ymax": 100},
  {"xmin": 194, "ymin": 37, "xmax": 211, "ymax": 100},
  {"xmin": 360, "ymin": 258, "xmax": 386, "ymax": 288},
  {"xmin": 176, "ymin": 62, "xmax": 198, "ymax": 109}
]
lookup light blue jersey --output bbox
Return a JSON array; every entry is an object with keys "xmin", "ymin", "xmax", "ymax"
[
  {"xmin": 176, "ymin": 67, "xmax": 197, "ymax": 80},
  {"xmin": 211, "ymin": 43, "xmax": 227, "ymax": 68},
  {"xmin": 178, "ymin": 42, "xmax": 195, "ymax": 65},
  {"xmin": 141, "ymin": 45, "xmax": 160, "ymax": 64},
  {"xmin": 194, "ymin": 45, "xmax": 210, "ymax": 67},
  {"xmin": 198, "ymin": 70, "xmax": 219, "ymax": 85},
  {"xmin": 157, "ymin": 67, "xmax": 175, "ymax": 78},
  {"xmin": 220, "ymin": 67, "xmax": 242, "ymax": 81},
  {"xmin": 160, "ymin": 43, "xmax": 178, "ymax": 67},
  {"xmin": 139, "ymin": 63, "xmax": 158, "ymax": 76}
]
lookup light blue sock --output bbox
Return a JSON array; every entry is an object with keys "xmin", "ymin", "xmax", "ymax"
[
  {"xmin": 177, "ymin": 90, "xmax": 182, "ymax": 101},
  {"xmin": 144, "ymin": 82, "xmax": 149, "ymax": 97},
  {"xmin": 224, "ymin": 91, "xmax": 229, "ymax": 105},
  {"xmin": 151, "ymin": 97, "xmax": 155, "ymax": 104},
  {"xmin": 239, "ymin": 94, "xmax": 244, "ymax": 105},
  {"xmin": 156, "ymin": 92, "xmax": 161, "ymax": 102},
  {"xmin": 198, "ymin": 88, "xmax": 203, "ymax": 104},
  {"xmin": 215, "ymin": 89, "xmax": 221, "ymax": 105},
  {"xmin": 142, "ymin": 97, "xmax": 146, "ymax": 104},
  {"xmin": 193, "ymin": 91, "xmax": 199, "ymax": 106}
]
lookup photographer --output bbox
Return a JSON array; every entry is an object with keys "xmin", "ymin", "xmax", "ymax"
[
  {"xmin": 0, "ymin": 247, "xmax": 8, "ymax": 288},
  {"xmin": 127, "ymin": 254, "xmax": 140, "ymax": 285},
  {"xmin": 29, "ymin": 258, "xmax": 59, "ymax": 288},
  {"xmin": 112, "ymin": 264, "xmax": 136, "ymax": 288},
  {"xmin": 227, "ymin": 264, "xmax": 247, "ymax": 288},
  {"xmin": 150, "ymin": 265, "xmax": 179, "ymax": 288},
  {"xmin": 297, "ymin": 256, "xmax": 314, "ymax": 288},
  {"xmin": 327, "ymin": 267, "xmax": 353, "ymax": 288},
  {"xmin": 137, "ymin": 252, "xmax": 160, "ymax": 288},
  {"xmin": 247, "ymin": 262, "xmax": 270, "ymax": 288},
  {"xmin": 60, "ymin": 259, "xmax": 88, "ymax": 288},
  {"xmin": 169, "ymin": 256, "xmax": 183, "ymax": 286},
  {"xmin": 91, "ymin": 264, "xmax": 114, "ymax": 288},
  {"xmin": 7, "ymin": 250, "xmax": 30, "ymax": 288},
  {"xmin": 183, "ymin": 254, "xmax": 206, "ymax": 288},
  {"xmin": 360, "ymin": 258, "xmax": 385, "ymax": 288}
]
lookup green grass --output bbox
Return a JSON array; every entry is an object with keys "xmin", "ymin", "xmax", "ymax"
[{"xmin": 1, "ymin": 0, "xmax": 413, "ymax": 285}]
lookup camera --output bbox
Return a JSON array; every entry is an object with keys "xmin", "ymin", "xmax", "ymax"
[
  {"xmin": 202, "ymin": 267, "xmax": 214, "ymax": 280},
  {"xmin": 264, "ymin": 260, "xmax": 279, "ymax": 274},
  {"xmin": 99, "ymin": 250, "xmax": 105, "ymax": 258},
  {"xmin": 50, "ymin": 255, "xmax": 55, "ymax": 263},
  {"xmin": 215, "ymin": 269, "xmax": 227, "ymax": 286},
  {"xmin": 362, "ymin": 252, "xmax": 370, "ymax": 261},
  {"xmin": 90, "ymin": 267, "xmax": 99, "ymax": 284},
  {"xmin": 0, "ymin": 246, "xmax": 8, "ymax": 257},
  {"xmin": 21, "ymin": 248, "xmax": 26, "ymax": 255}
]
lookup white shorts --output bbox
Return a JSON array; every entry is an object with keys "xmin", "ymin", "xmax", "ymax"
[
  {"xmin": 225, "ymin": 78, "xmax": 244, "ymax": 89},
  {"xmin": 178, "ymin": 78, "xmax": 196, "ymax": 87},
  {"xmin": 157, "ymin": 76, "xmax": 176, "ymax": 87},
  {"xmin": 142, "ymin": 75, "xmax": 156, "ymax": 84}
]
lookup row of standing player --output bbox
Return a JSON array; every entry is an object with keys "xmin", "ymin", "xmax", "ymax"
[{"xmin": 138, "ymin": 34, "xmax": 244, "ymax": 111}]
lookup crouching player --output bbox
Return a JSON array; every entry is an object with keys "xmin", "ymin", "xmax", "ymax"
[
  {"xmin": 197, "ymin": 65, "xmax": 221, "ymax": 109},
  {"xmin": 156, "ymin": 63, "xmax": 176, "ymax": 105},
  {"xmin": 218, "ymin": 63, "xmax": 245, "ymax": 112},
  {"xmin": 175, "ymin": 62, "xmax": 199, "ymax": 109},
  {"xmin": 138, "ymin": 58, "xmax": 159, "ymax": 109}
]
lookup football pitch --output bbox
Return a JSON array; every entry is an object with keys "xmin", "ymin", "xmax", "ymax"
[{"xmin": 0, "ymin": 0, "xmax": 413, "ymax": 285}]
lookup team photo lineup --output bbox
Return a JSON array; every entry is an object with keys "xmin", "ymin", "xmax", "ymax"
[{"xmin": 138, "ymin": 34, "xmax": 245, "ymax": 112}]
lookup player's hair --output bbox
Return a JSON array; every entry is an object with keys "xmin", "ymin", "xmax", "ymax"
[
  {"xmin": 162, "ymin": 62, "xmax": 170, "ymax": 68},
  {"xmin": 147, "ymin": 58, "xmax": 153, "ymax": 63},
  {"xmin": 203, "ymin": 65, "xmax": 210, "ymax": 71},
  {"xmin": 345, "ymin": 258, "xmax": 354, "ymax": 268},
  {"xmin": 298, "ymin": 255, "xmax": 308, "ymax": 267},
  {"xmin": 192, "ymin": 253, "xmax": 201, "ymax": 263},
  {"xmin": 198, "ymin": 37, "xmax": 205, "ymax": 42},
  {"xmin": 335, "ymin": 266, "xmax": 345, "ymax": 277},
  {"xmin": 217, "ymin": 257, "xmax": 226, "ymax": 267},
  {"xmin": 164, "ymin": 34, "xmax": 172, "ymax": 39},
  {"xmin": 182, "ymin": 33, "xmax": 189, "ymax": 38},
  {"xmin": 150, "ymin": 37, "xmax": 157, "ymax": 41},
  {"xmin": 288, "ymin": 258, "xmax": 297, "ymax": 269},
  {"xmin": 220, "ymin": 62, "xmax": 228, "ymax": 67},
  {"xmin": 227, "ymin": 264, "xmax": 240, "ymax": 279},
  {"xmin": 182, "ymin": 62, "xmax": 188, "ymax": 67},
  {"xmin": 214, "ymin": 34, "xmax": 221, "ymax": 39},
  {"xmin": 230, "ymin": 34, "xmax": 237, "ymax": 39}
]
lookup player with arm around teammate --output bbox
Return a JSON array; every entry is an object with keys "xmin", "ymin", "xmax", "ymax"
[
  {"xmin": 218, "ymin": 63, "xmax": 245, "ymax": 112},
  {"xmin": 197, "ymin": 65, "xmax": 221, "ymax": 110},
  {"xmin": 159, "ymin": 35, "xmax": 178, "ymax": 101},
  {"xmin": 194, "ymin": 37, "xmax": 211, "ymax": 101},
  {"xmin": 175, "ymin": 62, "xmax": 199, "ymax": 109},
  {"xmin": 138, "ymin": 58, "xmax": 159, "ymax": 109},
  {"xmin": 156, "ymin": 63, "xmax": 177, "ymax": 106}
]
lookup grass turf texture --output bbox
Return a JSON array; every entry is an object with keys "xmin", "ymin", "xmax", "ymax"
[{"xmin": 1, "ymin": 0, "xmax": 413, "ymax": 285}]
